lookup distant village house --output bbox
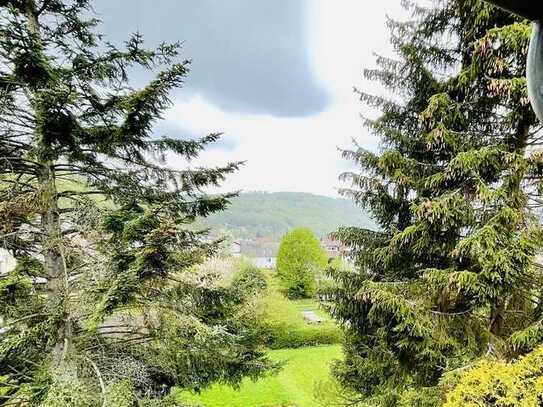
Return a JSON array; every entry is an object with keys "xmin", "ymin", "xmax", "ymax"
[
  {"xmin": 229, "ymin": 241, "xmax": 241, "ymax": 257},
  {"xmin": 239, "ymin": 238, "xmax": 279, "ymax": 269},
  {"xmin": 234, "ymin": 234, "xmax": 350, "ymax": 269},
  {"xmin": 0, "ymin": 248, "xmax": 47, "ymax": 285},
  {"xmin": 320, "ymin": 236, "xmax": 348, "ymax": 260},
  {"xmin": 0, "ymin": 248, "xmax": 16, "ymax": 275}
]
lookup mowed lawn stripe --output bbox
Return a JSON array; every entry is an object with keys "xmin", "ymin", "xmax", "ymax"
[{"xmin": 178, "ymin": 345, "xmax": 341, "ymax": 407}]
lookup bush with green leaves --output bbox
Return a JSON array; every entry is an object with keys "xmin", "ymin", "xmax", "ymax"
[
  {"xmin": 317, "ymin": 257, "xmax": 352, "ymax": 299},
  {"xmin": 277, "ymin": 228, "xmax": 328, "ymax": 298},
  {"xmin": 443, "ymin": 345, "xmax": 543, "ymax": 407},
  {"xmin": 231, "ymin": 265, "xmax": 268, "ymax": 299}
]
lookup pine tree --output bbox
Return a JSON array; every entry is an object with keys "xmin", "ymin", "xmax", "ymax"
[
  {"xmin": 327, "ymin": 1, "xmax": 543, "ymax": 405},
  {"xmin": 0, "ymin": 1, "xmax": 272, "ymax": 404}
]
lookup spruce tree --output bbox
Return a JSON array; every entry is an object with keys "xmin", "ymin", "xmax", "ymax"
[
  {"xmin": 328, "ymin": 1, "xmax": 543, "ymax": 405},
  {"xmin": 0, "ymin": 1, "xmax": 272, "ymax": 405}
]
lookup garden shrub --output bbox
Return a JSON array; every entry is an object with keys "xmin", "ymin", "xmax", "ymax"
[
  {"xmin": 231, "ymin": 265, "xmax": 268, "ymax": 299},
  {"xmin": 268, "ymin": 322, "xmax": 343, "ymax": 349},
  {"xmin": 443, "ymin": 345, "xmax": 543, "ymax": 407}
]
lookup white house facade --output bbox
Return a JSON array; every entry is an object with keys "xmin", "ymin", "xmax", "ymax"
[{"xmin": 0, "ymin": 248, "xmax": 16, "ymax": 275}]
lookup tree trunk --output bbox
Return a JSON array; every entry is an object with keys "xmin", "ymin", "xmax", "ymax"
[
  {"xmin": 39, "ymin": 164, "xmax": 71, "ymax": 365},
  {"xmin": 490, "ymin": 301, "xmax": 505, "ymax": 337},
  {"xmin": 24, "ymin": 0, "xmax": 71, "ymax": 367}
]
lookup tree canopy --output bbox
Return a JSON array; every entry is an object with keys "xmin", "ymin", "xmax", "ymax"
[
  {"xmin": 0, "ymin": 0, "xmax": 273, "ymax": 405},
  {"xmin": 327, "ymin": 0, "xmax": 543, "ymax": 405},
  {"xmin": 277, "ymin": 228, "xmax": 327, "ymax": 298}
]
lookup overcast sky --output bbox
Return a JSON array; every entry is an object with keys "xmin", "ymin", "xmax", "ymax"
[{"xmin": 94, "ymin": 1, "xmax": 405, "ymax": 197}]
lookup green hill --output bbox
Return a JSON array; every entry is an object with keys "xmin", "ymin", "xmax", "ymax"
[{"xmin": 203, "ymin": 191, "xmax": 374, "ymax": 239}]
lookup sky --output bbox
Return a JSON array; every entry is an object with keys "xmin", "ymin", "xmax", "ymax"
[{"xmin": 93, "ymin": 1, "xmax": 405, "ymax": 197}]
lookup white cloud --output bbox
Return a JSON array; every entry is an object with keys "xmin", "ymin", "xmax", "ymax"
[{"xmin": 164, "ymin": 0, "xmax": 405, "ymax": 197}]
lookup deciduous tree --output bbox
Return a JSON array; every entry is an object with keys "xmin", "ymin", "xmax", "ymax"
[{"xmin": 277, "ymin": 228, "xmax": 327, "ymax": 298}]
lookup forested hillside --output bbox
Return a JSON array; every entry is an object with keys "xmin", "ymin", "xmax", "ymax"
[{"xmin": 203, "ymin": 192, "xmax": 374, "ymax": 238}]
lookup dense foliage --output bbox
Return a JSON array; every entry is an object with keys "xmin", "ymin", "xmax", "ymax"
[
  {"xmin": 443, "ymin": 345, "xmax": 543, "ymax": 407},
  {"xmin": 231, "ymin": 264, "xmax": 268, "ymax": 299},
  {"xmin": 328, "ymin": 0, "xmax": 543, "ymax": 405},
  {"xmin": 277, "ymin": 228, "xmax": 328, "ymax": 298},
  {"xmin": 0, "ymin": 0, "xmax": 273, "ymax": 405},
  {"xmin": 203, "ymin": 192, "xmax": 375, "ymax": 239}
]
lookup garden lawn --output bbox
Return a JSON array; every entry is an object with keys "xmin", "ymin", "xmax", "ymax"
[
  {"xmin": 261, "ymin": 274, "xmax": 343, "ymax": 349},
  {"xmin": 178, "ymin": 345, "xmax": 341, "ymax": 407}
]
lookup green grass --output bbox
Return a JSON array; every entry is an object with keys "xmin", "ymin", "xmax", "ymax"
[
  {"xmin": 0, "ymin": 267, "xmax": 343, "ymax": 404},
  {"xmin": 177, "ymin": 345, "xmax": 342, "ymax": 407},
  {"xmin": 175, "ymin": 270, "xmax": 344, "ymax": 406},
  {"xmin": 291, "ymin": 298, "xmax": 331, "ymax": 321},
  {"xmin": 260, "ymin": 273, "xmax": 342, "ymax": 349},
  {"xmin": 261, "ymin": 291, "xmax": 342, "ymax": 349}
]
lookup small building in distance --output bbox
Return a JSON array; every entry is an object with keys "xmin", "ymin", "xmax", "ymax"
[
  {"xmin": 0, "ymin": 248, "xmax": 16, "ymax": 275},
  {"xmin": 200, "ymin": 231, "xmax": 242, "ymax": 258},
  {"xmin": 240, "ymin": 238, "xmax": 279, "ymax": 269},
  {"xmin": 320, "ymin": 236, "xmax": 347, "ymax": 259},
  {"xmin": 0, "ymin": 248, "xmax": 47, "ymax": 285},
  {"xmin": 230, "ymin": 241, "xmax": 241, "ymax": 257}
]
